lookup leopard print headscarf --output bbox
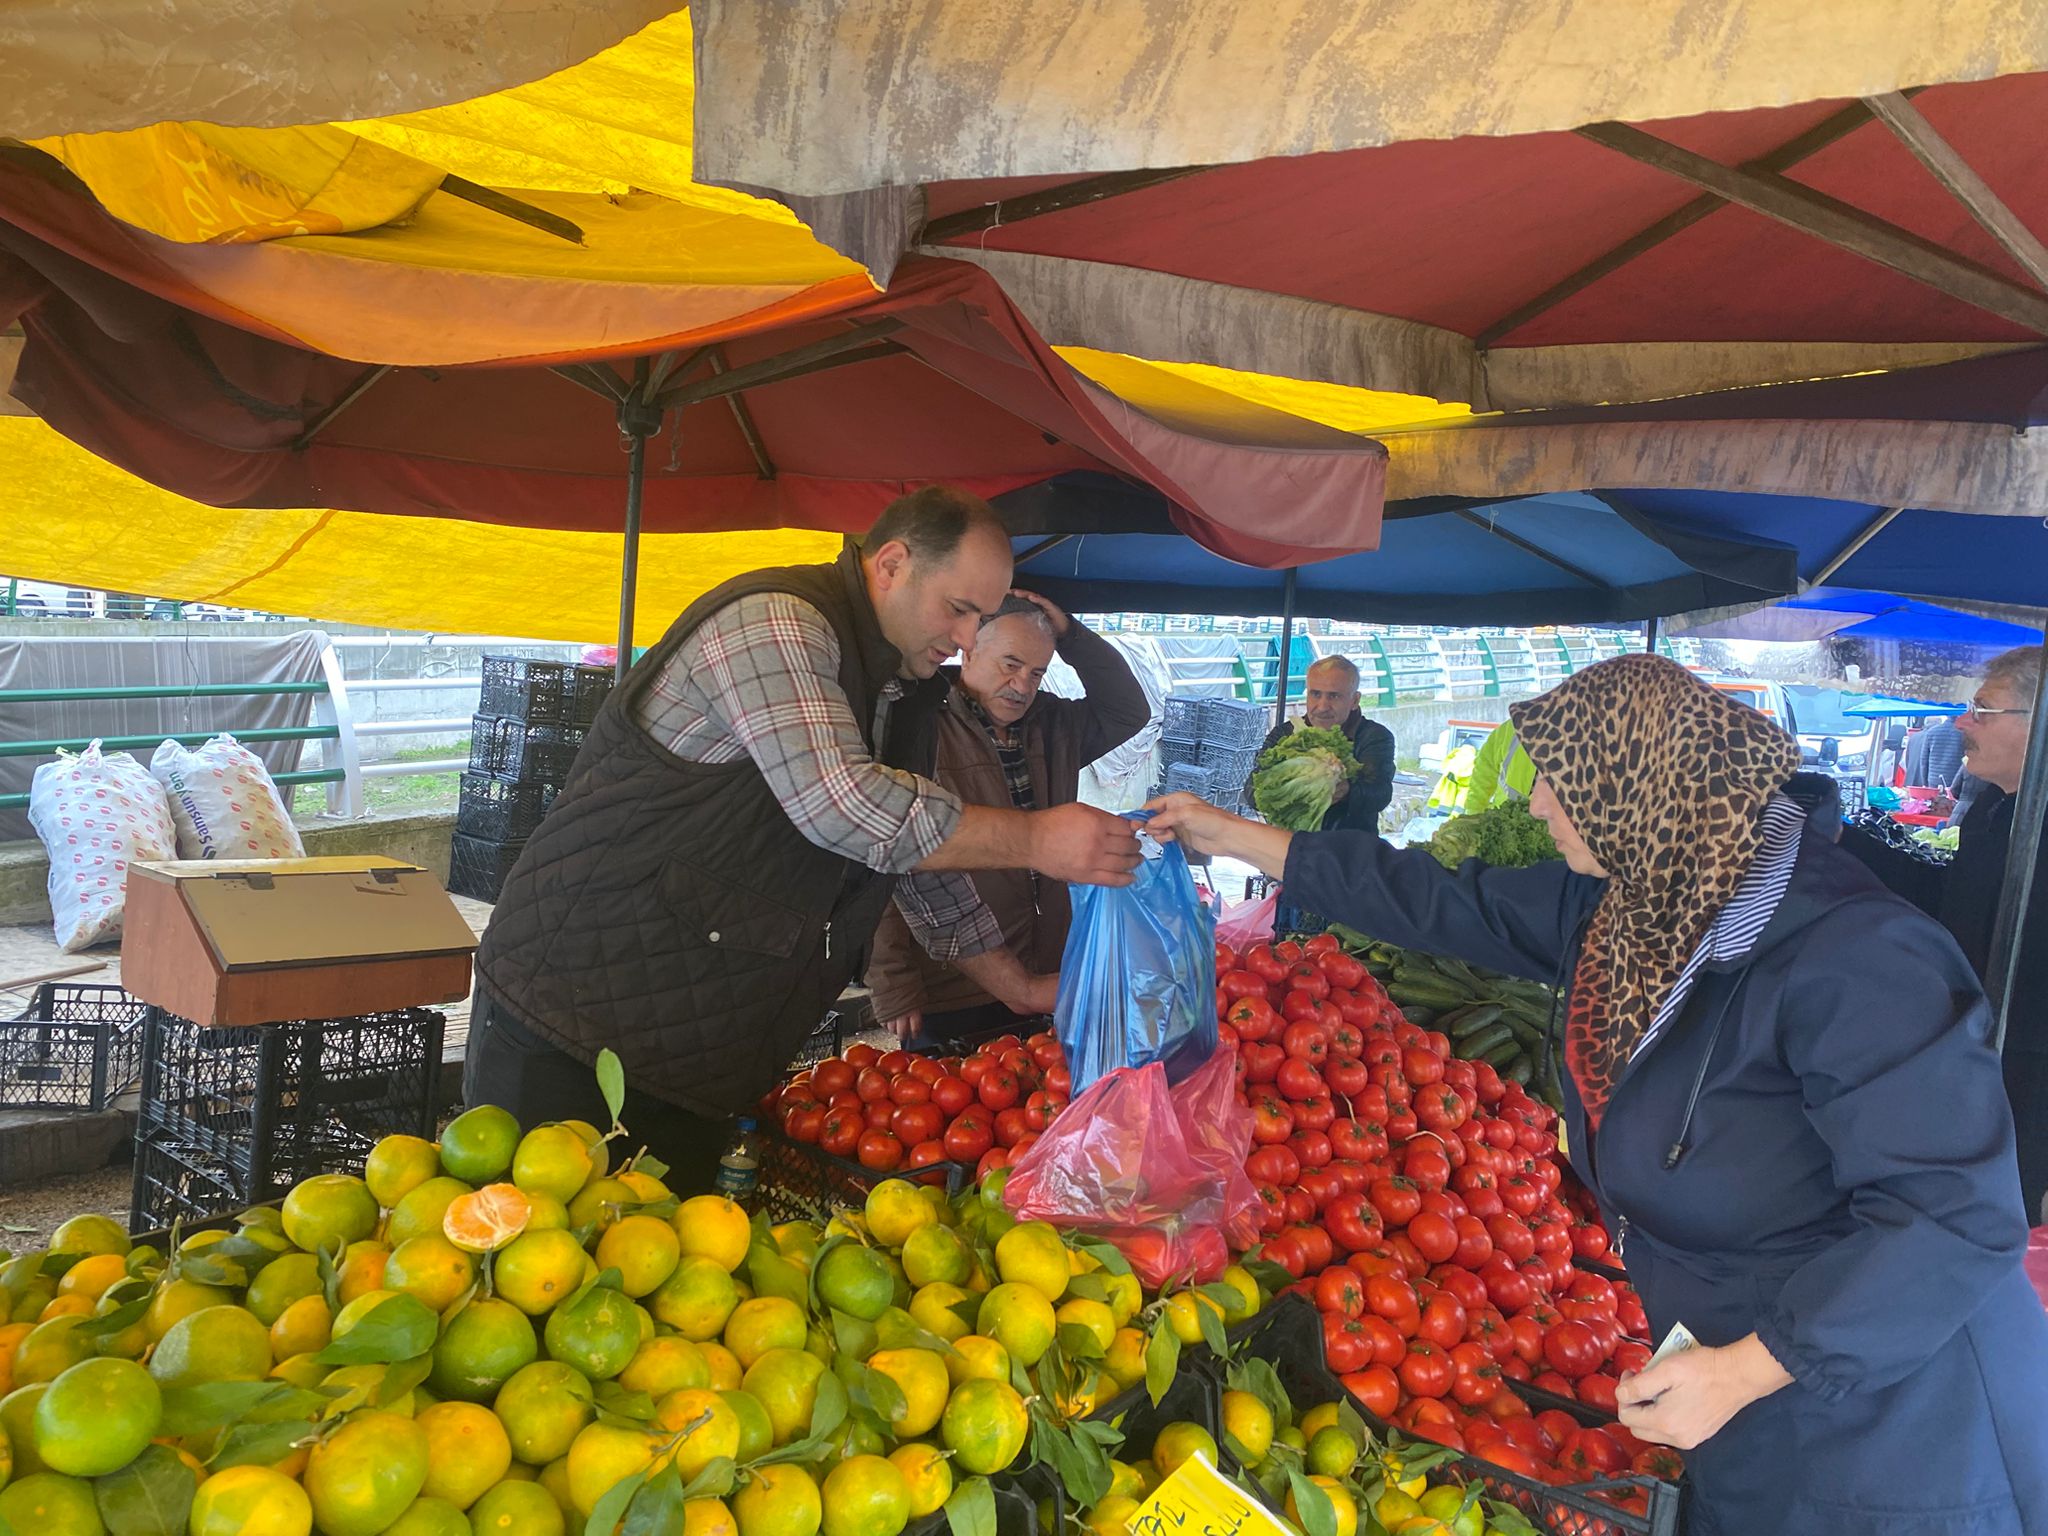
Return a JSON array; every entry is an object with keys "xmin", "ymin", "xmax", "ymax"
[{"xmin": 1508, "ymin": 655, "xmax": 1799, "ymax": 1129}]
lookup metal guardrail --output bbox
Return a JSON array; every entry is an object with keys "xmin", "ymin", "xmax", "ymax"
[{"xmin": 0, "ymin": 633, "xmax": 577, "ymax": 818}]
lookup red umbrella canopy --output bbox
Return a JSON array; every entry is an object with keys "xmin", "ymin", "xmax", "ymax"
[
  {"xmin": 0, "ymin": 158, "xmax": 1385, "ymax": 568},
  {"xmin": 916, "ymin": 74, "xmax": 2048, "ymax": 412}
]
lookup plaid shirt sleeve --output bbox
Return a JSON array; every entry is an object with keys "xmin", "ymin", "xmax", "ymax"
[
  {"xmin": 643, "ymin": 591, "xmax": 968, "ymax": 874},
  {"xmin": 892, "ymin": 872, "xmax": 1006, "ymax": 963}
]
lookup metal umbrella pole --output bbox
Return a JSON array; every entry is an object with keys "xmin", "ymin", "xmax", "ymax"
[
  {"xmin": 1985, "ymin": 623, "xmax": 2048, "ymax": 1052},
  {"xmin": 1274, "ymin": 567, "xmax": 1299, "ymax": 730},
  {"xmin": 614, "ymin": 360, "xmax": 662, "ymax": 682},
  {"xmin": 1644, "ymin": 615, "xmax": 1662, "ymax": 653}
]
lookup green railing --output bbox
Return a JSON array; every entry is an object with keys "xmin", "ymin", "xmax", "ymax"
[{"xmin": 0, "ymin": 674, "xmax": 357, "ymax": 813}]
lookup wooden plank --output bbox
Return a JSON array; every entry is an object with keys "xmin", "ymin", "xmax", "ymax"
[
  {"xmin": 1476, "ymin": 100, "xmax": 1891, "ymax": 347},
  {"xmin": 1865, "ymin": 91, "xmax": 2048, "ymax": 294},
  {"xmin": 1575, "ymin": 120, "xmax": 2048, "ymax": 336}
]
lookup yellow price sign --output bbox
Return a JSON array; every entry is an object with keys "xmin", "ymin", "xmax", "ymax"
[{"xmin": 1127, "ymin": 1453, "xmax": 1294, "ymax": 1536}]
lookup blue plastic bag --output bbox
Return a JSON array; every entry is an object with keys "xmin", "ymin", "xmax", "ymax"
[{"xmin": 1053, "ymin": 813, "xmax": 1218, "ymax": 1097}]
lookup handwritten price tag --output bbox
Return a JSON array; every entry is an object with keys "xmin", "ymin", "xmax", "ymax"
[{"xmin": 1128, "ymin": 1454, "xmax": 1293, "ymax": 1536}]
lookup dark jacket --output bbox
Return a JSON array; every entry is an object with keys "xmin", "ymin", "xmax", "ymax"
[
  {"xmin": 1260, "ymin": 709, "xmax": 1396, "ymax": 833},
  {"xmin": 863, "ymin": 622, "xmax": 1149, "ymax": 1020},
  {"xmin": 1844, "ymin": 787, "xmax": 2048, "ymax": 1215},
  {"xmin": 1287, "ymin": 804, "xmax": 2048, "ymax": 1536},
  {"xmin": 475, "ymin": 548, "xmax": 948, "ymax": 1118}
]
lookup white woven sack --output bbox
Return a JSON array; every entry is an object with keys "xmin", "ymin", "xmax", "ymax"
[
  {"xmin": 150, "ymin": 733, "xmax": 305, "ymax": 861},
  {"xmin": 29, "ymin": 741, "xmax": 179, "ymax": 952}
]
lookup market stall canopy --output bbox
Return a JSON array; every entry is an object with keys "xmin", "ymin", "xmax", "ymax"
[
  {"xmin": 1679, "ymin": 588, "xmax": 2047, "ymax": 647},
  {"xmin": 0, "ymin": 142, "xmax": 1388, "ymax": 567},
  {"xmin": 1844, "ymin": 693, "xmax": 1970, "ymax": 718},
  {"xmin": 921, "ymin": 72, "xmax": 2048, "ymax": 410}
]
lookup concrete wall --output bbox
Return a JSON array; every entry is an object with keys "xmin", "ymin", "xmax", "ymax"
[{"xmin": 0, "ymin": 810, "xmax": 455, "ymax": 927}]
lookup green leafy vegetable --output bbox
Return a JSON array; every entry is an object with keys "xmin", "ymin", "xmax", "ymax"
[
  {"xmin": 1251, "ymin": 728, "xmax": 1363, "ymax": 831},
  {"xmin": 1428, "ymin": 798, "xmax": 1559, "ymax": 870}
]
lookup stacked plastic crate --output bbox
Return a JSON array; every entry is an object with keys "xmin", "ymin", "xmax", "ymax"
[
  {"xmin": 1196, "ymin": 698, "xmax": 1268, "ymax": 808},
  {"xmin": 448, "ymin": 657, "xmax": 614, "ymax": 902}
]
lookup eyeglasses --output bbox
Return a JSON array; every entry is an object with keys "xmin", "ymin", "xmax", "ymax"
[{"xmin": 1966, "ymin": 702, "xmax": 2034, "ymax": 721}]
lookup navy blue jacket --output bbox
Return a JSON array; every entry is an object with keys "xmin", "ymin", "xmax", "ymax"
[{"xmin": 1288, "ymin": 811, "xmax": 2048, "ymax": 1536}]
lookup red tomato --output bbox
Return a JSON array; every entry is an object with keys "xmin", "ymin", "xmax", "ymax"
[
  {"xmin": 890, "ymin": 1102, "xmax": 943, "ymax": 1146},
  {"xmin": 855, "ymin": 1068, "xmax": 892, "ymax": 1103},
  {"xmin": 1327, "ymin": 1118, "xmax": 1380, "ymax": 1161},
  {"xmin": 1246, "ymin": 1144, "xmax": 1301, "ymax": 1186},
  {"xmin": 1216, "ymin": 940, "xmax": 1242, "ymax": 974},
  {"xmin": 784, "ymin": 1104, "xmax": 825, "ymax": 1144},
  {"xmin": 1398, "ymin": 1339, "xmax": 1453, "ymax": 1399},
  {"xmin": 958, "ymin": 1056, "xmax": 992, "ymax": 1087},
  {"xmin": 843, "ymin": 1043, "xmax": 881, "ymax": 1070},
  {"xmin": 1401, "ymin": 1045, "xmax": 1445, "ymax": 1086},
  {"xmin": 1431, "ymin": 1265, "xmax": 1489, "ymax": 1314},
  {"xmin": 1402, "ymin": 1143, "xmax": 1452, "ymax": 1193},
  {"xmin": 1244, "ymin": 944, "xmax": 1288, "ymax": 984},
  {"xmin": 1343, "ymin": 1365, "xmax": 1402, "ymax": 1419},
  {"xmin": 976, "ymin": 1069, "xmax": 1021, "ymax": 1113},
  {"xmin": 1253, "ymin": 1185, "xmax": 1287, "ymax": 1236},
  {"xmin": 908, "ymin": 1055, "xmax": 945, "ymax": 1085},
  {"xmin": 943, "ymin": 1112, "xmax": 994, "ymax": 1162},
  {"xmin": 1261, "ymin": 1230, "xmax": 1310, "ymax": 1278},
  {"xmin": 906, "ymin": 1139, "xmax": 948, "ymax": 1169},
  {"xmin": 1486, "ymin": 1214, "xmax": 1537, "ymax": 1265},
  {"xmin": 1364, "ymin": 1274, "xmax": 1420, "ymax": 1331},
  {"xmin": 1291, "ymin": 1224, "xmax": 1336, "ymax": 1273},
  {"xmin": 1324, "ymin": 1055, "xmax": 1369, "ymax": 1098},
  {"xmin": 1616, "ymin": 1289, "xmax": 1649, "ymax": 1338},
  {"xmin": 819, "ymin": 1108, "xmax": 862, "ymax": 1158},
  {"xmin": 1465, "ymin": 1304, "xmax": 1515, "ymax": 1363},
  {"xmin": 856, "ymin": 1131, "xmax": 903, "ymax": 1171},
  {"xmin": 976, "ymin": 1145, "xmax": 1015, "ymax": 1181},
  {"xmin": 930, "ymin": 1075, "xmax": 975, "ymax": 1117},
  {"xmin": 1315, "ymin": 1266, "xmax": 1367, "ymax": 1319},
  {"xmin": 1296, "ymin": 1168, "xmax": 1341, "ymax": 1211},
  {"xmin": 1295, "ymin": 1096, "xmax": 1338, "ymax": 1133},
  {"xmin": 864, "ymin": 1100, "xmax": 897, "ymax": 1133},
  {"xmin": 1506, "ymin": 1314, "xmax": 1546, "ymax": 1367},
  {"xmin": 1322, "ymin": 1193, "xmax": 1382, "ymax": 1253},
  {"xmin": 1349, "ymin": 1246, "xmax": 1408, "ymax": 1283},
  {"xmin": 1571, "ymin": 1218, "xmax": 1612, "ymax": 1262},
  {"xmin": 1542, "ymin": 1320, "xmax": 1605, "ymax": 1380},
  {"xmin": 888, "ymin": 1074, "xmax": 932, "ymax": 1106},
  {"xmin": 1358, "ymin": 1314, "xmax": 1407, "ymax": 1368},
  {"xmin": 1368, "ymin": 1176, "xmax": 1423, "ymax": 1228},
  {"xmin": 1449, "ymin": 1341, "xmax": 1503, "ymax": 1407},
  {"xmin": 1452, "ymin": 1215, "xmax": 1495, "ymax": 1270},
  {"xmin": 1613, "ymin": 1340, "xmax": 1652, "ymax": 1376},
  {"xmin": 1417, "ymin": 1293, "xmax": 1468, "ymax": 1350},
  {"xmin": 1286, "ymin": 962, "xmax": 1331, "ymax": 1001},
  {"xmin": 1288, "ymin": 1128, "xmax": 1334, "ymax": 1169},
  {"xmin": 1023, "ymin": 1090, "xmax": 1058, "ymax": 1132},
  {"xmin": 810, "ymin": 1059, "xmax": 856, "ymax": 1096},
  {"xmin": 1284, "ymin": 1188, "xmax": 1318, "ymax": 1225},
  {"xmin": 1227, "ymin": 995, "xmax": 1281, "ymax": 1041},
  {"xmin": 1415, "ymin": 1084, "xmax": 1470, "ymax": 1134},
  {"xmin": 1323, "ymin": 1315, "xmax": 1372, "ymax": 1373},
  {"xmin": 1575, "ymin": 1372, "xmax": 1621, "ymax": 1415},
  {"xmin": 992, "ymin": 1106, "xmax": 1032, "ymax": 1147},
  {"xmin": 1407, "ymin": 1210, "xmax": 1459, "ymax": 1265},
  {"xmin": 1559, "ymin": 1427, "xmax": 1631, "ymax": 1478},
  {"xmin": 1276, "ymin": 1057, "xmax": 1324, "ymax": 1102},
  {"xmin": 1632, "ymin": 1447, "xmax": 1686, "ymax": 1480},
  {"xmin": 1281, "ymin": 991, "xmax": 1324, "ymax": 1027}
]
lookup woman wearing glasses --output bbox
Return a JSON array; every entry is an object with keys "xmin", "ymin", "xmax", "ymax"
[
  {"xmin": 1845, "ymin": 644, "xmax": 2047, "ymax": 1221},
  {"xmin": 1148, "ymin": 655, "xmax": 2048, "ymax": 1536}
]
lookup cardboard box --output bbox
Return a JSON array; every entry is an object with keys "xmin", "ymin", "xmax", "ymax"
[{"xmin": 121, "ymin": 857, "xmax": 478, "ymax": 1026}]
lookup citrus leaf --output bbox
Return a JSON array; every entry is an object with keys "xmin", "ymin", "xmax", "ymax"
[
  {"xmin": 595, "ymin": 1048, "xmax": 627, "ymax": 1130},
  {"xmin": 623, "ymin": 1463, "xmax": 687, "ymax": 1536},
  {"xmin": 1064, "ymin": 1273, "xmax": 1111, "ymax": 1305},
  {"xmin": 1286, "ymin": 1469, "xmax": 1338, "ymax": 1536},
  {"xmin": 1194, "ymin": 1297, "xmax": 1231, "ymax": 1358},
  {"xmin": 681, "ymin": 1457, "xmax": 737, "ymax": 1502},
  {"xmin": 944, "ymin": 1475, "xmax": 997, "ymax": 1536},
  {"xmin": 316, "ymin": 1240, "xmax": 345, "ymax": 1312},
  {"xmin": 92, "ymin": 1443, "xmax": 196, "ymax": 1536},
  {"xmin": 1070, "ymin": 1236, "xmax": 1132, "ymax": 1277},
  {"xmin": 864, "ymin": 1365, "xmax": 908, "ymax": 1428},
  {"xmin": 1144, "ymin": 1319, "xmax": 1180, "ymax": 1408},
  {"xmin": 159, "ymin": 1382, "xmax": 296, "ymax": 1437},
  {"xmin": 584, "ymin": 1464, "xmax": 648, "ymax": 1536},
  {"xmin": 631, "ymin": 1151, "xmax": 673, "ymax": 1183},
  {"xmin": 210, "ymin": 1419, "xmax": 318, "ymax": 1471},
  {"xmin": 313, "ymin": 1293, "xmax": 438, "ymax": 1365},
  {"xmin": 1482, "ymin": 1500, "xmax": 1542, "ymax": 1536},
  {"xmin": 75, "ymin": 1293, "xmax": 151, "ymax": 1338},
  {"xmin": 809, "ymin": 1371, "xmax": 848, "ymax": 1440},
  {"xmin": 377, "ymin": 1355, "xmax": 435, "ymax": 1407},
  {"xmin": 1057, "ymin": 1323, "xmax": 1106, "ymax": 1362},
  {"xmin": 1242, "ymin": 1259, "xmax": 1294, "ymax": 1297}
]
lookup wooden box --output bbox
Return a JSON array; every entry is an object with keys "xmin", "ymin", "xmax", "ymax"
[{"xmin": 120, "ymin": 857, "xmax": 477, "ymax": 1027}]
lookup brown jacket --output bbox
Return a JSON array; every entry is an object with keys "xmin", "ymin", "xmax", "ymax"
[{"xmin": 864, "ymin": 622, "xmax": 1151, "ymax": 1020}]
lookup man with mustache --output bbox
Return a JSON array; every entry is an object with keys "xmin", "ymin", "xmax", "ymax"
[{"xmin": 866, "ymin": 591, "xmax": 1150, "ymax": 1042}]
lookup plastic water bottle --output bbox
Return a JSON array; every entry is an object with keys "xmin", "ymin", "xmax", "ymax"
[{"xmin": 713, "ymin": 1117, "xmax": 760, "ymax": 1204}]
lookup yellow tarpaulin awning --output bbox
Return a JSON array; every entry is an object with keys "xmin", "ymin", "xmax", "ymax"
[{"xmin": 0, "ymin": 417, "xmax": 838, "ymax": 645}]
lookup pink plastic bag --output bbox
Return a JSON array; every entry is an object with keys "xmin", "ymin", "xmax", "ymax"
[
  {"xmin": 2027, "ymin": 1226, "xmax": 2048, "ymax": 1315},
  {"xmin": 1003, "ymin": 1047, "xmax": 1262, "ymax": 1288},
  {"xmin": 1215, "ymin": 890, "xmax": 1277, "ymax": 951}
]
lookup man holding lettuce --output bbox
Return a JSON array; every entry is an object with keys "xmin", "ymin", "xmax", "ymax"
[{"xmin": 1259, "ymin": 654, "xmax": 1396, "ymax": 833}]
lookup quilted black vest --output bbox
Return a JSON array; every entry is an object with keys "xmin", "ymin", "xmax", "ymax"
[{"xmin": 474, "ymin": 547, "xmax": 948, "ymax": 1117}]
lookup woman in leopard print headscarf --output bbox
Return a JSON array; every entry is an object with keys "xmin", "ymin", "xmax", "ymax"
[
  {"xmin": 1149, "ymin": 655, "xmax": 2048, "ymax": 1536},
  {"xmin": 1505, "ymin": 654, "xmax": 1799, "ymax": 1128}
]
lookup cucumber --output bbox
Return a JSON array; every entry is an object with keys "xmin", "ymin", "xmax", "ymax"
[
  {"xmin": 1399, "ymin": 1005, "xmax": 1440, "ymax": 1027},
  {"xmin": 1447, "ymin": 1004, "xmax": 1506, "ymax": 1040},
  {"xmin": 1387, "ymin": 981, "xmax": 1471, "ymax": 1010},
  {"xmin": 1479, "ymin": 1038, "xmax": 1525, "ymax": 1069},
  {"xmin": 1453, "ymin": 1023, "xmax": 1515, "ymax": 1060},
  {"xmin": 1499, "ymin": 1014, "xmax": 1547, "ymax": 1048},
  {"xmin": 1504, "ymin": 1056, "xmax": 1535, "ymax": 1086}
]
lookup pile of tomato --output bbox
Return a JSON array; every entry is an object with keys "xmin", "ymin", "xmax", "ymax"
[
  {"xmin": 1217, "ymin": 932, "xmax": 1684, "ymax": 1500},
  {"xmin": 762, "ymin": 1033, "xmax": 1070, "ymax": 1178}
]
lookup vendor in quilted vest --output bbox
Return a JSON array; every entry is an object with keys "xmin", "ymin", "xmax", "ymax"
[
  {"xmin": 864, "ymin": 592, "xmax": 1151, "ymax": 1043},
  {"xmin": 468, "ymin": 486, "xmax": 1142, "ymax": 1191}
]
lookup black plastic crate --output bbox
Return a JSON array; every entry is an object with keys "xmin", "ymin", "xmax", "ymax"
[
  {"xmin": 790, "ymin": 1011, "xmax": 851, "ymax": 1070},
  {"xmin": 467, "ymin": 714, "xmax": 587, "ymax": 783},
  {"xmin": 449, "ymin": 832, "xmax": 526, "ymax": 903},
  {"xmin": 1216, "ymin": 1298, "xmax": 1680, "ymax": 1536},
  {"xmin": 455, "ymin": 772, "xmax": 559, "ymax": 842},
  {"xmin": 1088, "ymin": 1361, "xmax": 1220, "ymax": 1468},
  {"xmin": 755, "ymin": 1126, "xmax": 969, "ymax": 1225},
  {"xmin": 1165, "ymin": 763, "xmax": 1214, "ymax": 799},
  {"xmin": 129, "ymin": 1130, "xmax": 255, "ymax": 1233},
  {"xmin": 1162, "ymin": 697, "xmax": 1203, "ymax": 736},
  {"xmin": 0, "ymin": 983, "xmax": 146, "ymax": 1111},
  {"xmin": 130, "ymin": 1005, "xmax": 442, "ymax": 1229},
  {"xmin": 479, "ymin": 655, "xmax": 615, "ymax": 728},
  {"xmin": 1198, "ymin": 698, "xmax": 1269, "ymax": 749},
  {"xmin": 907, "ymin": 1465, "xmax": 1061, "ymax": 1536}
]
